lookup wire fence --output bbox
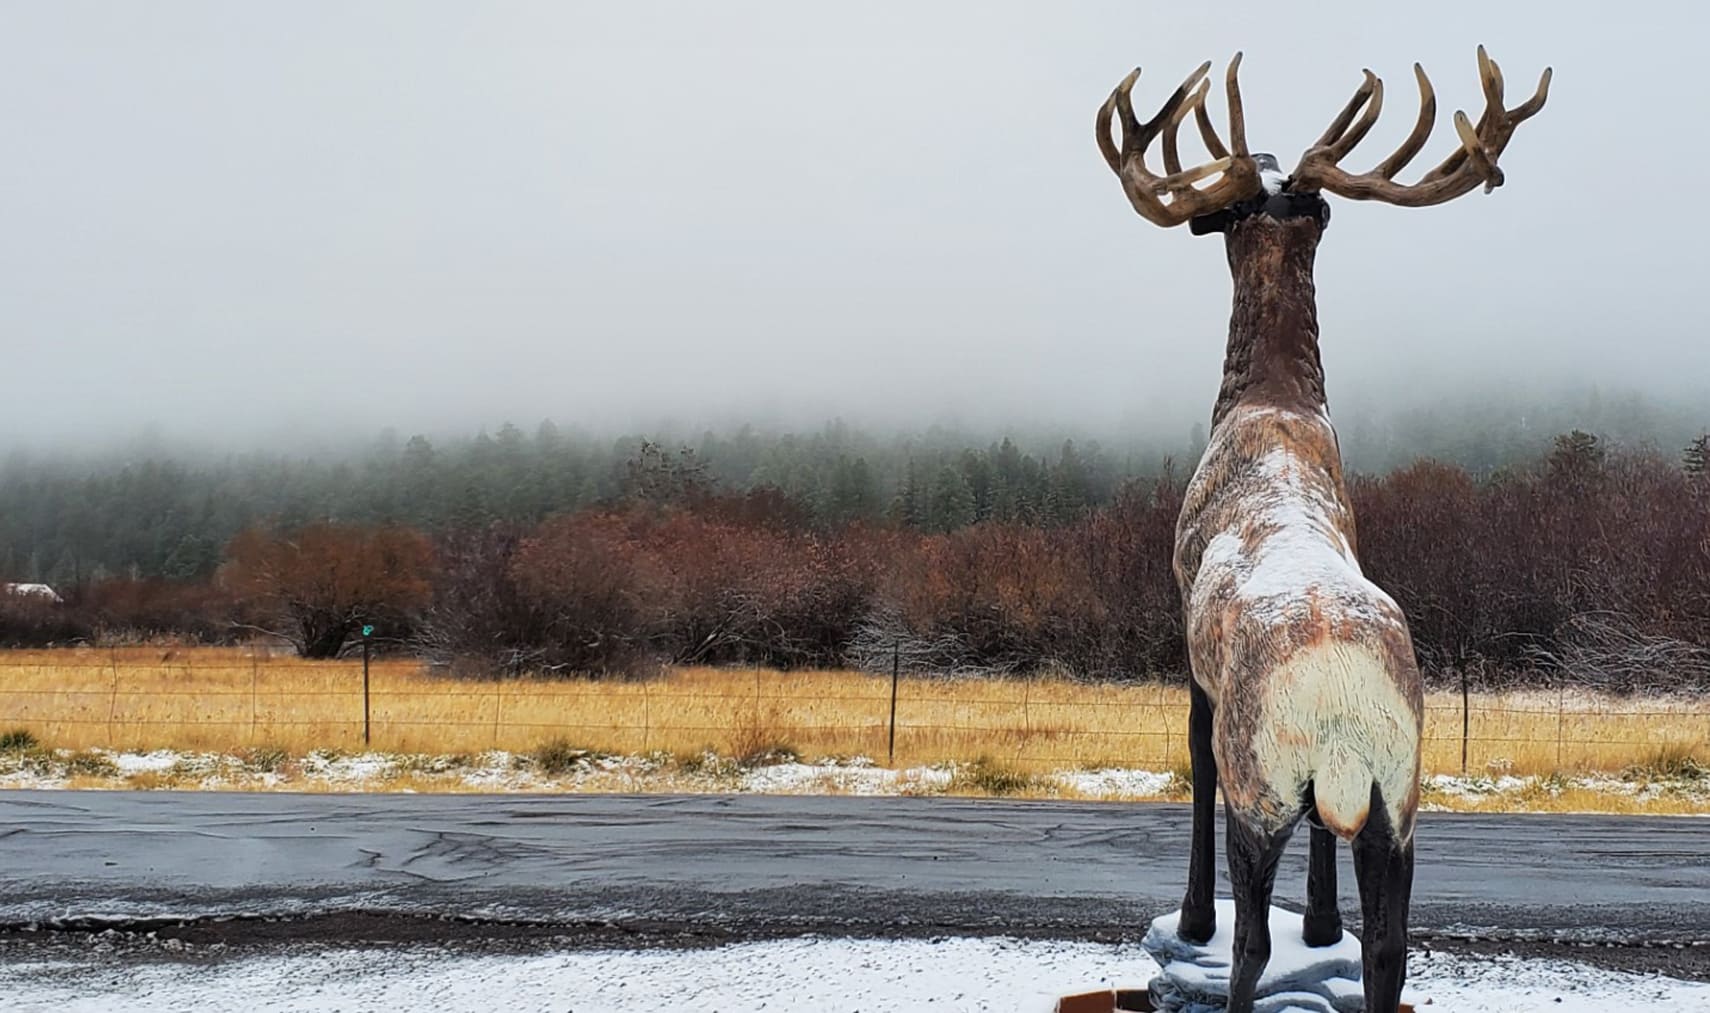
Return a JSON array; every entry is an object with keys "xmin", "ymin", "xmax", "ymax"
[{"xmin": 0, "ymin": 647, "xmax": 1704, "ymax": 774}]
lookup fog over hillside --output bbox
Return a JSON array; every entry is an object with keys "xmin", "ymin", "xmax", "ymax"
[{"xmin": 2, "ymin": 2, "xmax": 1705, "ymax": 451}]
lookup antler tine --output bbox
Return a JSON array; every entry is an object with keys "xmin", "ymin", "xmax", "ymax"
[
  {"xmin": 1163, "ymin": 79, "xmax": 1212, "ymax": 177},
  {"xmin": 1095, "ymin": 55, "xmax": 1261, "ymax": 228},
  {"xmin": 1194, "ymin": 97, "xmax": 1229, "ymax": 159},
  {"xmin": 1326, "ymin": 71, "xmax": 1384, "ymax": 161},
  {"xmin": 1225, "ymin": 52, "xmax": 1250, "ymax": 157},
  {"xmin": 1453, "ymin": 110, "xmax": 1504, "ymax": 193},
  {"xmin": 1477, "ymin": 45, "xmax": 1505, "ymax": 118},
  {"xmin": 1292, "ymin": 47, "xmax": 1549, "ymax": 208},
  {"xmin": 1095, "ymin": 69, "xmax": 1140, "ymax": 173},
  {"xmin": 1112, "ymin": 68, "xmax": 1145, "ymax": 153},
  {"xmin": 1509, "ymin": 66, "xmax": 1552, "ymax": 123},
  {"xmin": 1371, "ymin": 64, "xmax": 1436, "ymax": 180},
  {"xmin": 1314, "ymin": 70, "xmax": 1378, "ymax": 150},
  {"xmin": 1154, "ymin": 61, "xmax": 1214, "ymax": 136}
]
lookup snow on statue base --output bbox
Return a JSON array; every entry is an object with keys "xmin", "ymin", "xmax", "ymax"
[
  {"xmin": 1142, "ymin": 900, "xmax": 1365, "ymax": 1013},
  {"xmin": 1050, "ymin": 900, "xmax": 1418, "ymax": 1013}
]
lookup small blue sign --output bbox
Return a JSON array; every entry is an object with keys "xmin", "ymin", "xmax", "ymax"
[{"xmin": 361, "ymin": 625, "xmax": 375, "ymax": 638}]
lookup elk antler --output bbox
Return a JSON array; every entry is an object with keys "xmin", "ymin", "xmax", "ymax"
[
  {"xmin": 1096, "ymin": 55, "xmax": 1263, "ymax": 227},
  {"xmin": 1291, "ymin": 46, "xmax": 1551, "ymax": 207}
]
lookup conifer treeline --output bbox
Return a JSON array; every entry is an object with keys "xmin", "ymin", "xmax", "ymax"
[
  {"xmin": 0, "ymin": 424, "xmax": 1139, "ymax": 586},
  {"xmin": 4, "ymin": 393, "xmax": 1705, "ymax": 587}
]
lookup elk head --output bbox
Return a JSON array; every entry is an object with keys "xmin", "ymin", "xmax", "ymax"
[{"xmin": 1096, "ymin": 46, "xmax": 1552, "ymax": 231}]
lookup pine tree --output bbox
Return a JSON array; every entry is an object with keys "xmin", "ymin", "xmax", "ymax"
[
  {"xmin": 928, "ymin": 463, "xmax": 976, "ymax": 532},
  {"xmin": 1684, "ymin": 433, "xmax": 1709, "ymax": 480},
  {"xmin": 991, "ymin": 438, "xmax": 1024, "ymax": 522},
  {"xmin": 1048, "ymin": 440, "xmax": 1092, "ymax": 524},
  {"xmin": 1547, "ymin": 429, "xmax": 1603, "ymax": 484},
  {"xmin": 959, "ymin": 449, "xmax": 994, "ymax": 521},
  {"xmin": 828, "ymin": 455, "xmax": 881, "ymax": 523},
  {"xmin": 891, "ymin": 458, "xmax": 926, "ymax": 528}
]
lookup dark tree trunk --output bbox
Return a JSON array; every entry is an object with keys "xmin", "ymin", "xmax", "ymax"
[{"xmin": 297, "ymin": 613, "xmax": 353, "ymax": 659}]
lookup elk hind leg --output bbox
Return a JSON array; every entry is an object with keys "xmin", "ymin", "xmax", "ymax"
[
  {"xmin": 1177, "ymin": 681, "xmax": 1218, "ymax": 944},
  {"xmin": 1352, "ymin": 786, "xmax": 1415, "ymax": 1013},
  {"xmin": 1224, "ymin": 809, "xmax": 1292, "ymax": 1013},
  {"xmin": 1303, "ymin": 821, "xmax": 1344, "ymax": 946}
]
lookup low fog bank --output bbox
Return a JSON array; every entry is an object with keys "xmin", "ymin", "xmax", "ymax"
[{"xmin": 3, "ymin": 378, "xmax": 1704, "ymax": 481}]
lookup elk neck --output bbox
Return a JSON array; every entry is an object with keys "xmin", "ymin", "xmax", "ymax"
[{"xmin": 1211, "ymin": 212, "xmax": 1327, "ymax": 429}]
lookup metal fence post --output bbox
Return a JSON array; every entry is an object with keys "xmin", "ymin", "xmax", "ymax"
[
  {"xmin": 887, "ymin": 641, "xmax": 900, "ymax": 766},
  {"xmin": 107, "ymin": 647, "xmax": 120, "ymax": 749},
  {"xmin": 362, "ymin": 636, "xmax": 372, "ymax": 748},
  {"xmin": 1460, "ymin": 665, "xmax": 1470, "ymax": 775}
]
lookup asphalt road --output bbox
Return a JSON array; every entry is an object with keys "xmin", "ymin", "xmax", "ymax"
[{"xmin": 1, "ymin": 791, "xmax": 1705, "ymax": 949}]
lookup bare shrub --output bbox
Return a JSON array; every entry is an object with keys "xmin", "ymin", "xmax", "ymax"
[
  {"xmin": 1524, "ymin": 613, "xmax": 1710, "ymax": 694},
  {"xmin": 221, "ymin": 523, "xmax": 435, "ymax": 658},
  {"xmin": 0, "ymin": 594, "xmax": 91, "ymax": 648}
]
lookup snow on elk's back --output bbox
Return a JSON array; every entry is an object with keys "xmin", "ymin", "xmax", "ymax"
[{"xmin": 1184, "ymin": 405, "xmax": 1401, "ymax": 639}]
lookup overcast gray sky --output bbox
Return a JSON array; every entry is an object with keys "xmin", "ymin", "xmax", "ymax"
[{"xmin": 2, "ymin": 1, "xmax": 1704, "ymax": 448}]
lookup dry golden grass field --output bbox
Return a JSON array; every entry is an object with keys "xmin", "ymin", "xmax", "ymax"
[{"xmin": 0, "ymin": 646, "xmax": 1704, "ymax": 779}]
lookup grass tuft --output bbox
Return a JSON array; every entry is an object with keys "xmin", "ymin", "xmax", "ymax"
[
  {"xmin": 0, "ymin": 728, "xmax": 39, "ymax": 752},
  {"xmin": 951, "ymin": 756, "xmax": 1041, "ymax": 797},
  {"xmin": 395, "ymin": 753, "xmax": 473, "ymax": 775},
  {"xmin": 736, "ymin": 742, "xmax": 799, "ymax": 767},
  {"xmin": 1162, "ymin": 761, "xmax": 1194, "ymax": 800},
  {"xmin": 242, "ymin": 746, "xmax": 288, "ymax": 773},
  {"xmin": 62, "ymin": 750, "xmax": 119, "ymax": 778},
  {"xmin": 675, "ymin": 749, "xmax": 742, "ymax": 781},
  {"xmin": 531, "ymin": 738, "xmax": 599, "ymax": 776},
  {"xmin": 1624, "ymin": 744, "xmax": 1707, "ymax": 782}
]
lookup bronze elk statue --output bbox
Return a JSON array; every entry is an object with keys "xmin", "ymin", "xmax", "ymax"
[{"xmin": 1096, "ymin": 48, "xmax": 1549, "ymax": 1012}]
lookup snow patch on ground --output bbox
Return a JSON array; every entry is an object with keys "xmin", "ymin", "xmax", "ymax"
[
  {"xmin": 297, "ymin": 750, "xmax": 394, "ymax": 784},
  {"xmin": 1424, "ymin": 772, "xmax": 1532, "ymax": 798},
  {"xmin": 740, "ymin": 758, "xmax": 955, "ymax": 795},
  {"xmin": 1059, "ymin": 768, "xmax": 1177, "ymax": 799},
  {"xmin": 103, "ymin": 750, "xmax": 181, "ymax": 776},
  {"xmin": 0, "ymin": 936, "xmax": 1705, "ymax": 1012}
]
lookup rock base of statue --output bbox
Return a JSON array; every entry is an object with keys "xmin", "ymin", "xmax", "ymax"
[{"xmin": 1141, "ymin": 900, "xmax": 1365, "ymax": 1013}]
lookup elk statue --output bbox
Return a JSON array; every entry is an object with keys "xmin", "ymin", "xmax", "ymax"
[{"xmin": 1095, "ymin": 48, "xmax": 1549, "ymax": 1012}]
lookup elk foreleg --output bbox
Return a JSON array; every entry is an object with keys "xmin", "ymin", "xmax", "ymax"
[
  {"xmin": 1177, "ymin": 681, "xmax": 1218, "ymax": 943},
  {"xmin": 1303, "ymin": 823, "xmax": 1344, "ymax": 946},
  {"xmin": 1225, "ymin": 811, "xmax": 1292, "ymax": 1013},
  {"xmin": 1352, "ymin": 788, "xmax": 1415, "ymax": 1013}
]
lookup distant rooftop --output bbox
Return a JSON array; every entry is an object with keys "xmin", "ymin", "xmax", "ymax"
[{"xmin": 3, "ymin": 583, "xmax": 63, "ymax": 603}]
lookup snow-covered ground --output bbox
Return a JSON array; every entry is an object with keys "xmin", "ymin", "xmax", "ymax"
[
  {"xmin": 1, "ymin": 935, "xmax": 1705, "ymax": 1012},
  {"xmin": 2, "ymin": 745, "xmax": 1705, "ymax": 810}
]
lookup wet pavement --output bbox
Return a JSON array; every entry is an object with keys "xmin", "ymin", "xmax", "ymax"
[{"xmin": 1, "ymin": 791, "xmax": 1704, "ymax": 951}]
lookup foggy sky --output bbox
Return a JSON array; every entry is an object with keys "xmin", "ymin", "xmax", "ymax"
[{"xmin": 3, "ymin": 1, "xmax": 1705, "ymax": 450}]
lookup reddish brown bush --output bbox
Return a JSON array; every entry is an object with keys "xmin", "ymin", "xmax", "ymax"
[
  {"xmin": 1073, "ymin": 474, "xmax": 1188, "ymax": 677},
  {"xmin": 1354, "ymin": 449, "xmax": 1710, "ymax": 689},
  {"xmin": 0, "ymin": 593, "xmax": 91, "ymax": 647},
  {"xmin": 645, "ymin": 510, "xmax": 878, "ymax": 668},
  {"xmin": 507, "ymin": 511, "xmax": 665, "ymax": 675},
  {"xmin": 79, "ymin": 579, "xmax": 240, "ymax": 644},
  {"xmin": 221, "ymin": 523, "xmax": 435, "ymax": 658}
]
